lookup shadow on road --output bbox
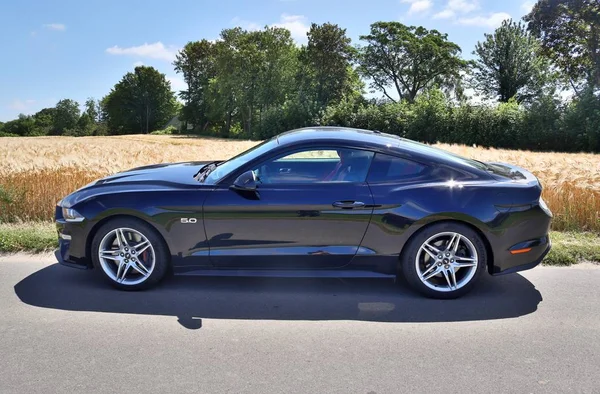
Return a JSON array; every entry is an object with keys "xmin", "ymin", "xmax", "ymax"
[{"xmin": 14, "ymin": 264, "xmax": 542, "ymax": 329}]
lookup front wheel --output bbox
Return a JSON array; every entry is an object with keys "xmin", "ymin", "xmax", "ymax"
[
  {"xmin": 91, "ymin": 218, "xmax": 170, "ymax": 290},
  {"xmin": 401, "ymin": 222, "xmax": 487, "ymax": 299}
]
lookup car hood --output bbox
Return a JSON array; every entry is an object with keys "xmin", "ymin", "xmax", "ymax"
[
  {"xmin": 94, "ymin": 161, "xmax": 215, "ymax": 187},
  {"xmin": 60, "ymin": 161, "xmax": 217, "ymax": 208}
]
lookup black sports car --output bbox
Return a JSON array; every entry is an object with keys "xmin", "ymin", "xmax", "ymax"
[{"xmin": 55, "ymin": 127, "xmax": 552, "ymax": 298}]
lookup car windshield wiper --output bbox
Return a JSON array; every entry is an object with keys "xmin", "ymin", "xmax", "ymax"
[{"xmin": 194, "ymin": 162, "xmax": 218, "ymax": 183}]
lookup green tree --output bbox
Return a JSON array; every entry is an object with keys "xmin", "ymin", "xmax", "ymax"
[
  {"xmin": 53, "ymin": 99, "xmax": 80, "ymax": 134},
  {"xmin": 357, "ymin": 22, "xmax": 468, "ymax": 102},
  {"xmin": 472, "ymin": 19, "xmax": 553, "ymax": 102},
  {"xmin": 300, "ymin": 23, "xmax": 357, "ymax": 109},
  {"xmin": 102, "ymin": 66, "xmax": 177, "ymax": 134},
  {"xmin": 204, "ymin": 27, "xmax": 298, "ymax": 136},
  {"xmin": 525, "ymin": 0, "xmax": 600, "ymax": 89},
  {"xmin": 75, "ymin": 113, "xmax": 94, "ymax": 136},
  {"xmin": 2, "ymin": 115, "xmax": 36, "ymax": 136},
  {"xmin": 173, "ymin": 39, "xmax": 217, "ymax": 131},
  {"xmin": 232, "ymin": 27, "xmax": 296, "ymax": 135},
  {"xmin": 32, "ymin": 107, "xmax": 56, "ymax": 135},
  {"xmin": 84, "ymin": 98, "xmax": 99, "ymax": 123}
]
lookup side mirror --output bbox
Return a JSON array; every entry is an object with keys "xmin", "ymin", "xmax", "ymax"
[{"xmin": 230, "ymin": 170, "xmax": 258, "ymax": 192}]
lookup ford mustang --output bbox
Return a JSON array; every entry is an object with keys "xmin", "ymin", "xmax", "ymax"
[{"xmin": 55, "ymin": 127, "xmax": 552, "ymax": 298}]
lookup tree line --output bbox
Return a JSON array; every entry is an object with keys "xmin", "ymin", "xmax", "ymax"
[{"xmin": 1, "ymin": 0, "xmax": 599, "ymax": 152}]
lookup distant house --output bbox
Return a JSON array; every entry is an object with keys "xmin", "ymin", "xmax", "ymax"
[{"xmin": 163, "ymin": 116, "xmax": 193, "ymax": 131}]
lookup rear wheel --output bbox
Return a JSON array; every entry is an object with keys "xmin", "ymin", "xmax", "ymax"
[
  {"xmin": 91, "ymin": 218, "xmax": 170, "ymax": 290},
  {"xmin": 401, "ymin": 222, "xmax": 487, "ymax": 299}
]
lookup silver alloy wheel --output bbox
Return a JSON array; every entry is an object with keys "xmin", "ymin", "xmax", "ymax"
[
  {"xmin": 415, "ymin": 231, "xmax": 478, "ymax": 292},
  {"xmin": 98, "ymin": 227, "xmax": 156, "ymax": 286}
]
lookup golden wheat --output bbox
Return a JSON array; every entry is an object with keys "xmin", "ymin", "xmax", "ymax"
[{"xmin": 1, "ymin": 135, "xmax": 599, "ymax": 231}]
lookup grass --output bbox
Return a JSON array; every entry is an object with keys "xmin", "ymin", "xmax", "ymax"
[
  {"xmin": 0, "ymin": 222, "xmax": 57, "ymax": 253},
  {"xmin": 0, "ymin": 222, "xmax": 597, "ymax": 266},
  {"xmin": 543, "ymin": 231, "xmax": 600, "ymax": 266},
  {"xmin": 0, "ymin": 135, "xmax": 599, "ymax": 231}
]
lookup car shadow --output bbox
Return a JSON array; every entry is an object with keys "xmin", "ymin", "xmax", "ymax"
[{"xmin": 14, "ymin": 264, "xmax": 542, "ymax": 329}]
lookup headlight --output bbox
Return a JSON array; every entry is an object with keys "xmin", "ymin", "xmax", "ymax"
[
  {"xmin": 62, "ymin": 207, "xmax": 85, "ymax": 222},
  {"xmin": 539, "ymin": 197, "xmax": 552, "ymax": 217}
]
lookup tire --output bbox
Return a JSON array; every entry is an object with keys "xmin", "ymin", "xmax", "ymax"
[
  {"xmin": 400, "ymin": 222, "xmax": 487, "ymax": 299},
  {"xmin": 91, "ymin": 217, "xmax": 170, "ymax": 291}
]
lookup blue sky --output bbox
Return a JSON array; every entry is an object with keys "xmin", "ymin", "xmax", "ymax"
[{"xmin": 0, "ymin": 0, "xmax": 535, "ymax": 121}]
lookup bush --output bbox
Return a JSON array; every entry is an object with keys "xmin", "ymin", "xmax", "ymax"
[
  {"xmin": 321, "ymin": 97, "xmax": 408, "ymax": 136},
  {"xmin": 321, "ymin": 88, "xmax": 600, "ymax": 153},
  {"xmin": 93, "ymin": 123, "xmax": 110, "ymax": 136},
  {"xmin": 150, "ymin": 125, "xmax": 178, "ymax": 135},
  {"xmin": 562, "ymin": 89, "xmax": 600, "ymax": 152},
  {"xmin": 405, "ymin": 89, "xmax": 450, "ymax": 142}
]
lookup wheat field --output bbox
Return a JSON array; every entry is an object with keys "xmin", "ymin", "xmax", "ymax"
[{"xmin": 1, "ymin": 135, "xmax": 599, "ymax": 232}]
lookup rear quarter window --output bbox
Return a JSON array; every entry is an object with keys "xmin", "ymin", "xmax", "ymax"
[{"xmin": 367, "ymin": 153, "xmax": 427, "ymax": 183}]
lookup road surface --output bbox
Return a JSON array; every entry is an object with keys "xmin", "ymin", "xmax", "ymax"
[{"xmin": 0, "ymin": 254, "xmax": 599, "ymax": 393}]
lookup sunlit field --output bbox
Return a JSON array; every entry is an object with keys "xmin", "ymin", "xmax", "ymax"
[{"xmin": 1, "ymin": 135, "xmax": 598, "ymax": 232}]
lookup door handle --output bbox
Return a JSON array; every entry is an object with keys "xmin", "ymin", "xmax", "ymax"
[{"xmin": 332, "ymin": 201, "xmax": 365, "ymax": 209}]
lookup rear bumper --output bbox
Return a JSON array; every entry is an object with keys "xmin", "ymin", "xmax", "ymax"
[{"xmin": 491, "ymin": 235, "xmax": 551, "ymax": 276}]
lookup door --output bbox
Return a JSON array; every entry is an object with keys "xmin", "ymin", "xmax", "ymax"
[{"xmin": 203, "ymin": 148, "xmax": 375, "ymax": 269}]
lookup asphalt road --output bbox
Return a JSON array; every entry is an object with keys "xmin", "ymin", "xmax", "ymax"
[{"xmin": 1, "ymin": 254, "xmax": 599, "ymax": 394}]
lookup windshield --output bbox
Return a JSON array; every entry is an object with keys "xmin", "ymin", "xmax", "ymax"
[{"xmin": 202, "ymin": 138, "xmax": 279, "ymax": 184}]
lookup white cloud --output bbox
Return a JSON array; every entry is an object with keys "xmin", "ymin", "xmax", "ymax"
[
  {"xmin": 458, "ymin": 12, "xmax": 511, "ymax": 28},
  {"xmin": 271, "ymin": 14, "xmax": 309, "ymax": 44},
  {"xmin": 433, "ymin": 9, "xmax": 455, "ymax": 19},
  {"xmin": 231, "ymin": 17, "xmax": 262, "ymax": 31},
  {"xmin": 521, "ymin": 0, "xmax": 535, "ymax": 14},
  {"xmin": 401, "ymin": 0, "xmax": 433, "ymax": 15},
  {"xmin": 43, "ymin": 23, "xmax": 66, "ymax": 31},
  {"xmin": 106, "ymin": 42, "xmax": 179, "ymax": 62},
  {"xmin": 9, "ymin": 99, "xmax": 36, "ymax": 112},
  {"xmin": 167, "ymin": 75, "xmax": 187, "ymax": 92},
  {"xmin": 434, "ymin": 0, "xmax": 479, "ymax": 19},
  {"xmin": 230, "ymin": 14, "xmax": 309, "ymax": 44},
  {"xmin": 448, "ymin": 0, "xmax": 479, "ymax": 13}
]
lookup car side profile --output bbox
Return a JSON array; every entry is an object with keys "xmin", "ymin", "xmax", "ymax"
[{"xmin": 55, "ymin": 127, "xmax": 552, "ymax": 298}]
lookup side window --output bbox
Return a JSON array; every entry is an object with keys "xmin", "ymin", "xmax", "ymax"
[
  {"xmin": 367, "ymin": 153, "xmax": 427, "ymax": 183},
  {"xmin": 253, "ymin": 148, "xmax": 374, "ymax": 184}
]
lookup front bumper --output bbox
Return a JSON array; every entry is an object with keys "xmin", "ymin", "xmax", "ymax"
[
  {"xmin": 55, "ymin": 248, "xmax": 88, "ymax": 270},
  {"xmin": 56, "ymin": 217, "xmax": 91, "ymax": 269}
]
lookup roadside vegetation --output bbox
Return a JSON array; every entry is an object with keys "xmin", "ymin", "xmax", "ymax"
[
  {"xmin": 0, "ymin": 135, "xmax": 598, "ymax": 232},
  {"xmin": 0, "ymin": 222, "xmax": 596, "ymax": 267},
  {"xmin": 0, "ymin": 222, "xmax": 57, "ymax": 253}
]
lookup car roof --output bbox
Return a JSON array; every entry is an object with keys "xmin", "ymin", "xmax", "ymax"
[
  {"xmin": 277, "ymin": 126, "xmax": 396, "ymax": 146},
  {"xmin": 276, "ymin": 127, "xmax": 490, "ymax": 176}
]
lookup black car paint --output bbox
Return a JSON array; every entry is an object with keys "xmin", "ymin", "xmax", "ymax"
[{"xmin": 56, "ymin": 127, "xmax": 551, "ymax": 277}]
